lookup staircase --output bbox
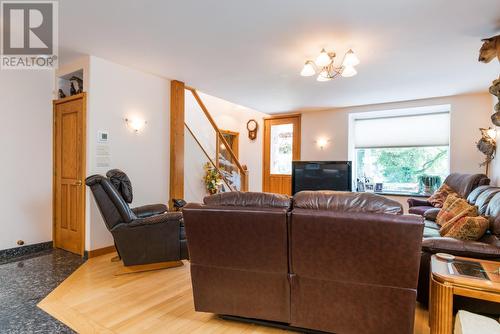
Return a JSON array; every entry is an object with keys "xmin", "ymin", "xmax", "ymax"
[{"xmin": 184, "ymin": 87, "xmax": 248, "ymax": 194}]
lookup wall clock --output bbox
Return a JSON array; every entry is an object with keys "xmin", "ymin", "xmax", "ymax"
[{"xmin": 247, "ymin": 119, "xmax": 258, "ymax": 140}]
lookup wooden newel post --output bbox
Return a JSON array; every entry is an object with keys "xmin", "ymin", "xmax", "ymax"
[{"xmin": 169, "ymin": 80, "xmax": 185, "ymax": 207}]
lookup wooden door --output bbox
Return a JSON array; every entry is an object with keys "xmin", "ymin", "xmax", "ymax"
[
  {"xmin": 263, "ymin": 115, "xmax": 301, "ymax": 195},
  {"xmin": 53, "ymin": 93, "xmax": 86, "ymax": 255}
]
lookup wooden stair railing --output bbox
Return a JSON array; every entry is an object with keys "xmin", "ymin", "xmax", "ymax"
[
  {"xmin": 184, "ymin": 123, "xmax": 235, "ymax": 192},
  {"xmin": 186, "ymin": 86, "xmax": 249, "ymax": 192}
]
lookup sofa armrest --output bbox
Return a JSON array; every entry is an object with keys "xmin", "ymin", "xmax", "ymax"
[
  {"xmin": 424, "ymin": 208, "xmax": 441, "ymax": 221},
  {"xmin": 128, "ymin": 212, "xmax": 182, "ymax": 228},
  {"xmin": 422, "ymin": 237, "xmax": 500, "ymax": 259},
  {"xmin": 407, "ymin": 198, "xmax": 432, "ymax": 207},
  {"xmin": 132, "ymin": 203, "xmax": 168, "ymax": 218}
]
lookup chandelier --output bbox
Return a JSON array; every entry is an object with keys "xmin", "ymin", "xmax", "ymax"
[{"xmin": 300, "ymin": 48, "xmax": 359, "ymax": 81}]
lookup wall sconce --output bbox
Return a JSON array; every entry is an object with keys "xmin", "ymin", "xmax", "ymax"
[
  {"xmin": 486, "ymin": 127, "xmax": 497, "ymax": 140},
  {"xmin": 125, "ymin": 117, "xmax": 147, "ymax": 133},
  {"xmin": 315, "ymin": 137, "xmax": 331, "ymax": 150}
]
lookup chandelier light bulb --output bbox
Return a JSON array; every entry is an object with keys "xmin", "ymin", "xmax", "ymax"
[
  {"xmin": 342, "ymin": 49, "xmax": 360, "ymax": 67},
  {"xmin": 315, "ymin": 48, "xmax": 331, "ymax": 67},
  {"xmin": 487, "ymin": 128, "xmax": 497, "ymax": 140},
  {"xmin": 300, "ymin": 61, "xmax": 316, "ymax": 76},
  {"xmin": 341, "ymin": 65, "xmax": 357, "ymax": 77}
]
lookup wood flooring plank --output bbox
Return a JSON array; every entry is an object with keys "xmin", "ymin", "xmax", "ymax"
[{"xmin": 38, "ymin": 252, "xmax": 430, "ymax": 334}]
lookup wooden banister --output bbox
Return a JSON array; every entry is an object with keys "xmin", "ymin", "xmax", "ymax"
[
  {"xmin": 184, "ymin": 123, "xmax": 235, "ymax": 192},
  {"xmin": 187, "ymin": 87, "xmax": 249, "ymax": 191}
]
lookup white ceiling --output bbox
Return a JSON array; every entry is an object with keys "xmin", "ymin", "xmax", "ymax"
[{"xmin": 59, "ymin": 0, "xmax": 500, "ymax": 113}]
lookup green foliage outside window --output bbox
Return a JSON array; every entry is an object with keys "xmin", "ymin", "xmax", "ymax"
[{"xmin": 356, "ymin": 146, "xmax": 449, "ymax": 193}]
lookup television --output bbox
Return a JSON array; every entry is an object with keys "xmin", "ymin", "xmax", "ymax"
[{"xmin": 292, "ymin": 161, "xmax": 352, "ymax": 195}]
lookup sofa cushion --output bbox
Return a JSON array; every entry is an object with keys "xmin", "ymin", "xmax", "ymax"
[
  {"xmin": 444, "ymin": 173, "xmax": 490, "ymax": 198},
  {"xmin": 436, "ymin": 194, "xmax": 477, "ymax": 226},
  {"xmin": 440, "ymin": 216, "xmax": 489, "ymax": 241},
  {"xmin": 423, "ymin": 227, "xmax": 441, "ymax": 238},
  {"xmin": 293, "ymin": 191, "xmax": 403, "ymax": 214},
  {"xmin": 486, "ymin": 193, "xmax": 500, "ymax": 236},
  {"xmin": 428, "ymin": 184, "xmax": 457, "ymax": 208},
  {"xmin": 424, "ymin": 208, "xmax": 441, "ymax": 221},
  {"xmin": 204, "ymin": 191, "xmax": 291, "ymax": 209},
  {"xmin": 474, "ymin": 187, "xmax": 500, "ymax": 215},
  {"xmin": 425, "ymin": 220, "xmax": 440, "ymax": 230}
]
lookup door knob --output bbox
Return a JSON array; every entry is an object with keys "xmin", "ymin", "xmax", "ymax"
[{"xmin": 75, "ymin": 180, "xmax": 82, "ymax": 186}]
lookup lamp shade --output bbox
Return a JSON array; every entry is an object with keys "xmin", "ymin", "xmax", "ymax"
[
  {"xmin": 317, "ymin": 70, "xmax": 330, "ymax": 82},
  {"xmin": 315, "ymin": 49, "xmax": 331, "ymax": 67},
  {"xmin": 341, "ymin": 66, "xmax": 357, "ymax": 77},
  {"xmin": 342, "ymin": 49, "xmax": 360, "ymax": 67},
  {"xmin": 300, "ymin": 61, "xmax": 315, "ymax": 76}
]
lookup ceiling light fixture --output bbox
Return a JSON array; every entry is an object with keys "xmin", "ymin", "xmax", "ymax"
[{"xmin": 301, "ymin": 48, "xmax": 359, "ymax": 82}]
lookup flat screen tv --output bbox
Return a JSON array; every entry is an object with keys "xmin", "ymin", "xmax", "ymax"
[{"xmin": 292, "ymin": 161, "xmax": 352, "ymax": 195}]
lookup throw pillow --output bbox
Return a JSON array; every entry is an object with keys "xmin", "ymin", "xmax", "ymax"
[
  {"xmin": 428, "ymin": 184, "xmax": 458, "ymax": 208},
  {"xmin": 440, "ymin": 216, "xmax": 489, "ymax": 241},
  {"xmin": 436, "ymin": 194, "xmax": 478, "ymax": 227}
]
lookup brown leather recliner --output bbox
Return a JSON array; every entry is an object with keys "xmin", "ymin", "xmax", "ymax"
[
  {"xmin": 85, "ymin": 170, "xmax": 188, "ymax": 266},
  {"xmin": 408, "ymin": 173, "xmax": 490, "ymax": 216},
  {"xmin": 417, "ymin": 185, "xmax": 500, "ymax": 311},
  {"xmin": 184, "ymin": 191, "xmax": 424, "ymax": 334}
]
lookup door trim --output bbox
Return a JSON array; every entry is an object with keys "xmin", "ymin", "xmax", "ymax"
[
  {"xmin": 53, "ymin": 92, "xmax": 87, "ymax": 256},
  {"xmin": 262, "ymin": 114, "xmax": 301, "ymax": 193}
]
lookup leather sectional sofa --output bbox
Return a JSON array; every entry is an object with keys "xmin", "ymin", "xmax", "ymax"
[
  {"xmin": 184, "ymin": 191, "xmax": 424, "ymax": 334},
  {"xmin": 418, "ymin": 185, "xmax": 500, "ymax": 311},
  {"xmin": 408, "ymin": 173, "xmax": 490, "ymax": 216}
]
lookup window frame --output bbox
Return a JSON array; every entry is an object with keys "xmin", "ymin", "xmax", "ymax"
[{"xmin": 348, "ymin": 105, "xmax": 451, "ymax": 196}]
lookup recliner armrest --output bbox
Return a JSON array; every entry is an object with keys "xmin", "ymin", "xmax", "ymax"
[
  {"xmin": 422, "ymin": 237, "xmax": 500, "ymax": 259},
  {"xmin": 132, "ymin": 203, "xmax": 168, "ymax": 218},
  {"xmin": 407, "ymin": 198, "xmax": 432, "ymax": 207},
  {"xmin": 128, "ymin": 212, "xmax": 182, "ymax": 227}
]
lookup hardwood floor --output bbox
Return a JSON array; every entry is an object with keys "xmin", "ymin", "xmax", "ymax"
[{"xmin": 38, "ymin": 253, "xmax": 430, "ymax": 334}]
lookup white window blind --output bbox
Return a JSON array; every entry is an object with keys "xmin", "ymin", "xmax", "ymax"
[{"xmin": 353, "ymin": 112, "xmax": 450, "ymax": 149}]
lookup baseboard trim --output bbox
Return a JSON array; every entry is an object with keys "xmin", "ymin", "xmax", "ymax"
[
  {"xmin": 0, "ymin": 241, "xmax": 53, "ymax": 264},
  {"xmin": 87, "ymin": 245, "xmax": 116, "ymax": 258}
]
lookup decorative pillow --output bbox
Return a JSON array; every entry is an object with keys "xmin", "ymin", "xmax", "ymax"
[
  {"xmin": 428, "ymin": 184, "xmax": 458, "ymax": 208},
  {"xmin": 440, "ymin": 216, "xmax": 489, "ymax": 241},
  {"xmin": 436, "ymin": 194, "xmax": 477, "ymax": 227}
]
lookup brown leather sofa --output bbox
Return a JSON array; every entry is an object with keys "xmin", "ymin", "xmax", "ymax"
[
  {"xmin": 408, "ymin": 173, "xmax": 490, "ymax": 216},
  {"xmin": 184, "ymin": 191, "xmax": 424, "ymax": 334},
  {"xmin": 417, "ymin": 185, "xmax": 500, "ymax": 310}
]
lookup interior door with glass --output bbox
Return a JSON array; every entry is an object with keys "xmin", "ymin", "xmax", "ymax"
[{"xmin": 263, "ymin": 115, "xmax": 301, "ymax": 195}]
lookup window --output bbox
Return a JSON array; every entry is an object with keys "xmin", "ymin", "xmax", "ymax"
[
  {"xmin": 270, "ymin": 123, "xmax": 294, "ymax": 174},
  {"xmin": 351, "ymin": 107, "xmax": 450, "ymax": 194}
]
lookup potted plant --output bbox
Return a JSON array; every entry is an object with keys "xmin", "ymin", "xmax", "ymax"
[
  {"xmin": 418, "ymin": 175, "xmax": 442, "ymax": 195},
  {"xmin": 204, "ymin": 162, "xmax": 223, "ymax": 195}
]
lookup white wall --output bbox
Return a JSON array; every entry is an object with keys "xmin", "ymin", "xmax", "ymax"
[
  {"xmin": 300, "ymin": 92, "xmax": 494, "ymax": 211},
  {"xmin": 301, "ymin": 92, "xmax": 493, "ymax": 173},
  {"xmin": 184, "ymin": 91, "xmax": 268, "ymax": 203},
  {"xmin": 490, "ymin": 94, "xmax": 500, "ymax": 186},
  {"xmin": 86, "ymin": 56, "xmax": 170, "ymax": 250},
  {"xmin": 0, "ymin": 70, "xmax": 54, "ymax": 249}
]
